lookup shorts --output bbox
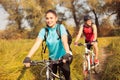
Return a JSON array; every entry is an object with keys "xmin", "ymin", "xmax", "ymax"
[{"xmin": 85, "ymin": 40, "xmax": 98, "ymax": 49}]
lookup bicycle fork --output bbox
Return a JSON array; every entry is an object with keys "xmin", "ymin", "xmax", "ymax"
[
  {"xmin": 46, "ymin": 65, "xmax": 50, "ymax": 80},
  {"xmin": 87, "ymin": 54, "xmax": 91, "ymax": 71},
  {"xmin": 46, "ymin": 62, "xmax": 52, "ymax": 80},
  {"xmin": 83, "ymin": 54, "xmax": 91, "ymax": 70},
  {"xmin": 91, "ymin": 52, "xmax": 95, "ymax": 69}
]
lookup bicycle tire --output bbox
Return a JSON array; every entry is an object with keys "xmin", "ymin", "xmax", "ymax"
[
  {"xmin": 83, "ymin": 59, "xmax": 88, "ymax": 80},
  {"xmin": 94, "ymin": 64, "xmax": 100, "ymax": 74},
  {"xmin": 83, "ymin": 68, "xmax": 92, "ymax": 80},
  {"xmin": 83, "ymin": 56, "xmax": 93, "ymax": 80},
  {"xmin": 59, "ymin": 70, "xmax": 65, "ymax": 80},
  {"xmin": 87, "ymin": 70, "xmax": 92, "ymax": 80},
  {"xmin": 46, "ymin": 75, "xmax": 54, "ymax": 80},
  {"xmin": 45, "ymin": 66, "xmax": 66, "ymax": 80},
  {"xmin": 40, "ymin": 67, "xmax": 54, "ymax": 80},
  {"xmin": 46, "ymin": 71, "xmax": 55, "ymax": 80},
  {"xmin": 49, "ymin": 71, "xmax": 65, "ymax": 80}
]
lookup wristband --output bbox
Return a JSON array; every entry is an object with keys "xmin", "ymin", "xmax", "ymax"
[{"xmin": 23, "ymin": 57, "xmax": 31, "ymax": 63}]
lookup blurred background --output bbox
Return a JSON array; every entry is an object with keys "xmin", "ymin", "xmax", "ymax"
[
  {"xmin": 0, "ymin": 0, "xmax": 120, "ymax": 80},
  {"xmin": 0, "ymin": 0, "xmax": 120, "ymax": 39}
]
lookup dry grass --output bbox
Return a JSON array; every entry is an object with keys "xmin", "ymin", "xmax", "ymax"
[
  {"xmin": 100, "ymin": 37, "xmax": 120, "ymax": 80},
  {"xmin": 0, "ymin": 37, "xmax": 120, "ymax": 80}
]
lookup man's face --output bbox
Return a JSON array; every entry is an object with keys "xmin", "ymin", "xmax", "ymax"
[{"xmin": 86, "ymin": 19, "xmax": 92, "ymax": 26}]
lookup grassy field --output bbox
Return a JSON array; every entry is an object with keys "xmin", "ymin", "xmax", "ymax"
[
  {"xmin": 100, "ymin": 37, "xmax": 120, "ymax": 80},
  {"xmin": 0, "ymin": 37, "xmax": 120, "ymax": 80}
]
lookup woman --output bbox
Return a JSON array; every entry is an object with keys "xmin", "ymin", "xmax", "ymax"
[
  {"xmin": 74, "ymin": 15, "xmax": 99, "ymax": 65},
  {"xmin": 23, "ymin": 9, "xmax": 72, "ymax": 80}
]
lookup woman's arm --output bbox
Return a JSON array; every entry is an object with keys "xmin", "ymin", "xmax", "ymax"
[
  {"xmin": 27, "ymin": 38, "xmax": 43, "ymax": 58},
  {"xmin": 23, "ymin": 38, "xmax": 43, "ymax": 67},
  {"xmin": 59, "ymin": 24, "xmax": 71, "ymax": 53},
  {"xmin": 61, "ymin": 35, "xmax": 71, "ymax": 53}
]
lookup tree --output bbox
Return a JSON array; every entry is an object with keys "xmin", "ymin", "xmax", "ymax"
[
  {"xmin": 20, "ymin": 0, "xmax": 56, "ymax": 29},
  {"xmin": 0, "ymin": 0, "xmax": 23, "ymax": 30},
  {"xmin": 0, "ymin": 0, "xmax": 57, "ymax": 38},
  {"xmin": 104, "ymin": 0, "xmax": 120, "ymax": 26},
  {"xmin": 57, "ymin": 0, "xmax": 120, "ymax": 37},
  {"xmin": 56, "ymin": 0, "xmax": 96, "ymax": 36},
  {"xmin": 20, "ymin": 0, "xmax": 57, "ymax": 38},
  {"xmin": 57, "ymin": 0, "xmax": 87, "ymax": 27},
  {"xmin": 88, "ymin": 0, "xmax": 120, "ymax": 27}
]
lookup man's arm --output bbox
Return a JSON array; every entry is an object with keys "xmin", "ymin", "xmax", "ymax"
[
  {"xmin": 92, "ymin": 24, "xmax": 97, "ymax": 41},
  {"xmin": 75, "ymin": 25, "xmax": 83, "ymax": 43}
]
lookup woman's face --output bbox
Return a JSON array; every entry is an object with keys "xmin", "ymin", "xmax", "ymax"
[
  {"xmin": 45, "ymin": 12, "xmax": 58, "ymax": 28},
  {"xmin": 85, "ymin": 19, "xmax": 92, "ymax": 26}
]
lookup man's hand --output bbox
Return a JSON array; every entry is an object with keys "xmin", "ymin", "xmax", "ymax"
[
  {"xmin": 91, "ymin": 40, "xmax": 97, "ymax": 45},
  {"xmin": 23, "ymin": 57, "xmax": 31, "ymax": 67},
  {"xmin": 74, "ymin": 42, "xmax": 78, "ymax": 46}
]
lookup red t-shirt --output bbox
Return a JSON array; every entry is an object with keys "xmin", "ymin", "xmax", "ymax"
[{"xmin": 83, "ymin": 25, "xmax": 94, "ymax": 42}]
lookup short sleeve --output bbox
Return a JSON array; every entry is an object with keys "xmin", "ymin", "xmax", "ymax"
[
  {"xmin": 60, "ymin": 24, "xmax": 67, "ymax": 36},
  {"xmin": 37, "ymin": 28, "xmax": 45, "ymax": 40}
]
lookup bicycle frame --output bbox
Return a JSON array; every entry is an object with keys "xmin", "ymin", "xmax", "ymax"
[
  {"xmin": 78, "ymin": 43, "xmax": 95, "ymax": 80},
  {"xmin": 84, "ymin": 45, "xmax": 95, "ymax": 70},
  {"xmin": 31, "ymin": 59, "xmax": 65, "ymax": 80}
]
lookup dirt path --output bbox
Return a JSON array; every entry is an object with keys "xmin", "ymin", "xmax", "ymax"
[{"xmin": 92, "ymin": 47, "xmax": 113, "ymax": 80}]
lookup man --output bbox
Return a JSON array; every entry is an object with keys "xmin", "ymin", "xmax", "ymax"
[{"xmin": 74, "ymin": 15, "xmax": 99, "ymax": 65}]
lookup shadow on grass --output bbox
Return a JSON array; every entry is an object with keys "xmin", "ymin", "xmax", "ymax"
[
  {"xmin": 17, "ymin": 65, "xmax": 45, "ymax": 80},
  {"xmin": 17, "ymin": 66, "xmax": 27, "ymax": 80}
]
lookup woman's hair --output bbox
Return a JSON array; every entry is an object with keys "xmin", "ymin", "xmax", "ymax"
[{"xmin": 45, "ymin": 9, "xmax": 57, "ymax": 17}]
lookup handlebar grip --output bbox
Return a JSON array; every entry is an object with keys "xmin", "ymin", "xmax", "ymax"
[
  {"xmin": 77, "ymin": 43, "xmax": 92, "ymax": 47},
  {"xmin": 30, "ymin": 61, "xmax": 37, "ymax": 66},
  {"xmin": 77, "ymin": 43, "xmax": 84, "ymax": 46}
]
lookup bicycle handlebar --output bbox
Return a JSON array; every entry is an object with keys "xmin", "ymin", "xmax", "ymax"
[
  {"xmin": 77, "ymin": 43, "xmax": 92, "ymax": 47},
  {"xmin": 30, "ymin": 59, "xmax": 63, "ymax": 66}
]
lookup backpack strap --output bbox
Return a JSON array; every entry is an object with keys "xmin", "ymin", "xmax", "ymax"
[
  {"xmin": 44, "ymin": 28, "xmax": 49, "ymax": 41},
  {"xmin": 56, "ymin": 24, "xmax": 61, "ymax": 40},
  {"xmin": 41, "ymin": 27, "xmax": 49, "ymax": 56},
  {"xmin": 44, "ymin": 27, "xmax": 49, "ymax": 53},
  {"xmin": 56, "ymin": 24, "xmax": 72, "ymax": 51},
  {"xmin": 42, "ymin": 24, "xmax": 62, "ymax": 55}
]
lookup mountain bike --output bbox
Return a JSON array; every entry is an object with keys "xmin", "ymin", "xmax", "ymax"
[
  {"xmin": 30, "ymin": 59, "xmax": 66, "ymax": 80},
  {"xmin": 77, "ymin": 43, "xmax": 99, "ymax": 80}
]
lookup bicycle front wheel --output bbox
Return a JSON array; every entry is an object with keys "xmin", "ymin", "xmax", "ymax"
[
  {"xmin": 59, "ymin": 71, "xmax": 65, "ymax": 80},
  {"xmin": 86, "ymin": 70, "xmax": 92, "ymax": 80},
  {"xmin": 83, "ymin": 70, "xmax": 92, "ymax": 80},
  {"xmin": 83, "ymin": 57, "xmax": 92, "ymax": 80}
]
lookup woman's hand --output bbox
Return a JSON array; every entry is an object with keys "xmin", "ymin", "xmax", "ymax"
[
  {"xmin": 23, "ymin": 57, "xmax": 31, "ymax": 67},
  {"xmin": 62, "ymin": 53, "xmax": 73, "ymax": 64}
]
